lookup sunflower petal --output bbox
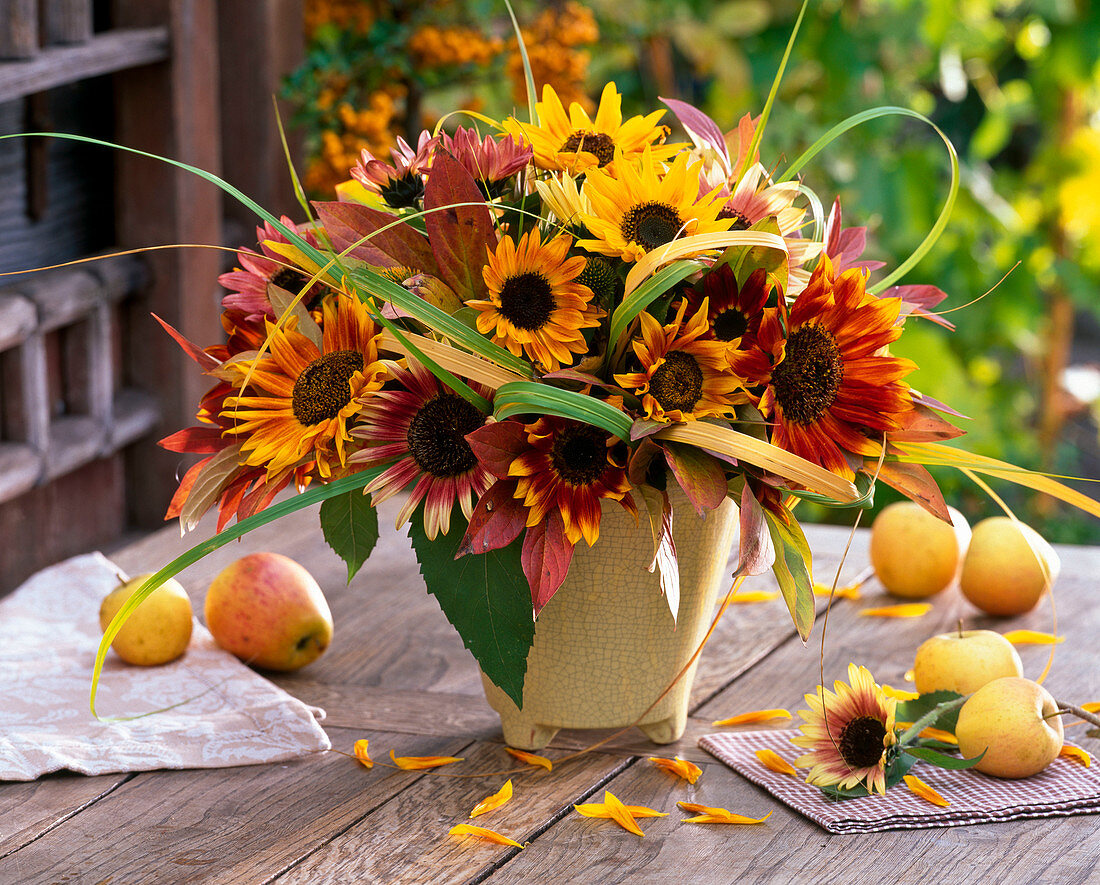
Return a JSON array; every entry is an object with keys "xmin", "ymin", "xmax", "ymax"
[
  {"xmin": 602, "ymin": 791, "xmax": 646, "ymax": 837},
  {"xmin": 573, "ymin": 803, "xmax": 668, "ymax": 819},
  {"xmin": 389, "ymin": 750, "xmax": 464, "ymax": 770},
  {"xmin": 755, "ymin": 748, "xmax": 797, "ymax": 776},
  {"xmin": 813, "ymin": 581, "xmax": 863, "ymax": 600},
  {"xmin": 353, "ymin": 739, "xmax": 373, "ymax": 769},
  {"xmin": 918, "ymin": 726, "xmax": 958, "ymax": 745},
  {"xmin": 649, "ymin": 756, "xmax": 703, "ymax": 784},
  {"xmin": 881, "ymin": 684, "xmax": 920, "ymax": 701},
  {"xmin": 731, "ymin": 590, "xmax": 780, "ymax": 604},
  {"xmin": 448, "ymin": 824, "xmax": 526, "ymax": 849},
  {"xmin": 505, "ymin": 747, "xmax": 553, "ymax": 771},
  {"xmin": 858, "ymin": 603, "xmax": 932, "ymax": 618},
  {"xmin": 1003, "ymin": 629, "xmax": 1065, "ymax": 645},
  {"xmin": 677, "ymin": 802, "xmax": 772, "ymax": 824},
  {"xmin": 712, "ymin": 708, "xmax": 792, "ymax": 726},
  {"xmin": 470, "ymin": 780, "xmax": 513, "ymax": 818},
  {"xmin": 1060, "ymin": 745, "xmax": 1092, "ymax": 767},
  {"xmin": 903, "ymin": 774, "xmax": 950, "ymax": 806}
]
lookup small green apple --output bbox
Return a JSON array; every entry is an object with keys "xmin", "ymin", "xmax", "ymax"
[
  {"xmin": 204, "ymin": 552, "xmax": 333, "ymax": 671},
  {"xmin": 955, "ymin": 676, "xmax": 1064, "ymax": 779},
  {"xmin": 99, "ymin": 573, "xmax": 193, "ymax": 666},
  {"xmin": 913, "ymin": 628, "xmax": 1023, "ymax": 695}
]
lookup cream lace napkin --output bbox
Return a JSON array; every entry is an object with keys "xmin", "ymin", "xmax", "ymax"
[{"xmin": 0, "ymin": 552, "xmax": 331, "ymax": 782}]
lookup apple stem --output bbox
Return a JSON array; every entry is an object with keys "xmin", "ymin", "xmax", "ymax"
[
  {"xmin": 956, "ymin": 619, "xmax": 963, "ymax": 639},
  {"xmin": 1053, "ymin": 700, "xmax": 1100, "ymax": 728}
]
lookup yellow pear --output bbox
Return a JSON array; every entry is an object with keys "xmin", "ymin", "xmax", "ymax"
[
  {"xmin": 870, "ymin": 501, "xmax": 970, "ymax": 598},
  {"xmin": 99, "ymin": 574, "xmax": 194, "ymax": 666},
  {"xmin": 959, "ymin": 517, "xmax": 1060, "ymax": 616}
]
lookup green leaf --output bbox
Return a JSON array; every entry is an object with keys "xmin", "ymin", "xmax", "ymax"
[
  {"xmin": 763, "ymin": 509, "xmax": 815, "ymax": 641},
  {"xmin": 895, "ymin": 690, "xmax": 964, "ymax": 731},
  {"xmin": 897, "ymin": 694, "xmax": 968, "ymax": 745},
  {"xmin": 408, "ymin": 508, "xmax": 534, "ymax": 709},
  {"xmin": 493, "ymin": 382, "xmax": 633, "ymax": 441},
  {"xmin": 320, "ymin": 488, "xmax": 380, "ymax": 582},
  {"xmin": 903, "ymin": 745, "xmax": 984, "ymax": 770}
]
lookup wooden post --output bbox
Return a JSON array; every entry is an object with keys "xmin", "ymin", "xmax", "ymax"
[
  {"xmin": 112, "ymin": 0, "xmax": 223, "ymax": 526},
  {"xmin": 0, "ymin": 0, "xmax": 38, "ymax": 59},
  {"xmin": 39, "ymin": 0, "xmax": 93, "ymax": 45}
]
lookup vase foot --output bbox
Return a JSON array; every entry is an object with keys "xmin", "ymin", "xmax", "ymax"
[
  {"xmin": 638, "ymin": 711, "xmax": 686, "ymax": 745},
  {"xmin": 498, "ymin": 717, "xmax": 560, "ymax": 751}
]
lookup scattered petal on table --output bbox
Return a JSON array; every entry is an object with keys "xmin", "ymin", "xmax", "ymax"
[
  {"xmin": 602, "ymin": 791, "xmax": 646, "ymax": 837},
  {"xmin": 678, "ymin": 802, "xmax": 772, "ymax": 824},
  {"xmin": 1060, "ymin": 745, "xmax": 1091, "ymax": 767},
  {"xmin": 754, "ymin": 748, "xmax": 797, "ymax": 776},
  {"xmin": 881, "ymin": 684, "xmax": 919, "ymax": 701},
  {"xmin": 649, "ymin": 756, "xmax": 702, "ymax": 784},
  {"xmin": 448, "ymin": 824, "xmax": 525, "ymax": 849},
  {"xmin": 574, "ymin": 803, "xmax": 668, "ymax": 819},
  {"xmin": 731, "ymin": 590, "xmax": 779, "ymax": 604},
  {"xmin": 505, "ymin": 747, "xmax": 552, "ymax": 771},
  {"xmin": 903, "ymin": 775, "xmax": 950, "ymax": 806},
  {"xmin": 858, "ymin": 603, "xmax": 932, "ymax": 618},
  {"xmin": 813, "ymin": 581, "xmax": 863, "ymax": 600},
  {"xmin": 712, "ymin": 708, "xmax": 792, "ymax": 727},
  {"xmin": 918, "ymin": 726, "xmax": 958, "ymax": 745},
  {"xmin": 470, "ymin": 779, "xmax": 513, "ymax": 818},
  {"xmin": 390, "ymin": 750, "xmax": 464, "ymax": 770},
  {"xmin": 1003, "ymin": 629, "xmax": 1064, "ymax": 645},
  {"xmin": 353, "ymin": 739, "xmax": 373, "ymax": 769},
  {"xmin": 1081, "ymin": 702, "xmax": 1100, "ymax": 714}
]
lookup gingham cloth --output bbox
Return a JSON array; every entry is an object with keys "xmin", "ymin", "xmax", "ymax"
[{"xmin": 700, "ymin": 728, "xmax": 1100, "ymax": 833}]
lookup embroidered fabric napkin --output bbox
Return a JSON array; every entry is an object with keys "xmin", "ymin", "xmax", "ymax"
[
  {"xmin": 0, "ymin": 552, "xmax": 331, "ymax": 782},
  {"xmin": 700, "ymin": 728, "xmax": 1100, "ymax": 833}
]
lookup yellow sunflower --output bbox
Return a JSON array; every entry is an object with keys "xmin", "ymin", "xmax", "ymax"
[
  {"xmin": 223, "ymin": 293, "xmax": 386, "ymax": 479},
  {"xmin": 503, "ymin": 81, "xmax": 676, "ymax": 174},
  {"xmin": 614, "ymin": 299, "xmax": 747, "ymax": 422},
  {"xmin": 578, "ymin": 149, "xmax": 733, "ymax": 264},
  {"xmin": 791, "ymin": 663, "xmax": 898, "ymax": 796},
  {"xmin": 467, "ymin": 229, "xmax": 604, "ymax": 372}
]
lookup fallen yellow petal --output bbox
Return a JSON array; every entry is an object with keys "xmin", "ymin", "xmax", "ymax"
[
  {"xmin": 448, "ymin": 824, "xmax": 525, "ymax": 849},
  {"xmin": 573, "ymin": 803, "xmax": 668, "ymax": 819},
  {"xmin": 602, "ymin": 790, "xmax": 646, "ymax": 837},
  {"xmin": 881, "ymin": 684, "xmax": 920, "ymax": 701},
  {"xmin": 918, "ymin": 726, "xmax": 958, "ymax": 745},
  {"xmin": 755, "ymin": 748, "xmax": 797, "ymax": 776},
  {"xmin": 904, "ymin": 774, "xmax": 950, "ymax": 807},
  {"xmin": 1083, "ymin": 702, "xmax": 1100, "ymax": 714},
  {"xmin": 813, "ymin": 582, "xmax": 863, "ymax": 600},
  {"xmin": 858, "ymin": 603, "xmax": 933, "ymax": 618},
  {"xmin": 1060, "ymin": 745, "xmax": 1092, "ymax": 767},
  {"xmin": 649, "ymin": 756, "xmax": 702, "ymax": 784},
  {"xmin": 712, "ymin": 708, "xmax": 792, "ymax": 727},
  {"xmin": 1003, "ymin": 630, "xmax": 1065, "ymax": 645},
  {"xmin": 731, "ymin": 590, "xmax": 780, "ymax": 604},
  {"xmin": 470, "ymin": 780, "xmax": 513, "ymax": 818},
  {"xmin": 505, "ymin": 747, "xmax": 552, "ymax": 771},
  {"xmin": 389, "ymin": 750, "xmax": 464, "ymax": 770},
  {"xmin": 677, "ymin": 802, "xmax": 772, "ymax": 824},
  {"xmin": 353, "ymin": 739, "xmax": 373, "ymax": 769}
]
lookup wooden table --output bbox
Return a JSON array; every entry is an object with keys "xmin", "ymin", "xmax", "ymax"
[{"xmin": 3, "ymin": 503, "xmax": 1099, "ymax": 884}]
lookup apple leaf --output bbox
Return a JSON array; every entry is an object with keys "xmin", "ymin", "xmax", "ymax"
[
  {"xmin": 762, "ymin": 508, "xmax": 815, "ymax": 641},
  {"xmin": 409, "ymin": 508, "xmax": 533, "ymax": 709},
  {"xmin": 320, "ymin": 488, "xmax": 380, "ymax": 582},
  {"xmin": 903, "ymin": 746, "xmax": 984, "ymax": 770},
  {"xmin": 895, "ymin": 691, "xmax": 965, "ymax": 737}
]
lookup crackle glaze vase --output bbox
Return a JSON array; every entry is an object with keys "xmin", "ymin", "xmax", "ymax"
[{"xmin": 480, "ymin": 487, "xmax": 738, "ymax": 750}]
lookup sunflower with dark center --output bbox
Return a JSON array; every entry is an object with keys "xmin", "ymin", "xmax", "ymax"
[
  {"xmin": 349, "ymin": 360, "xmax": 494, "ymax": 540},
  {"xmin": 791, "ymin": 663, "xmax": 898, "ymax": 795},
  {"xmin": 467, "ymin": 229, "xmax": 604, "ymax": 372},
  {"xmin": 688, "ymin": 264, "xmax": 771, "ymax": 350},
  {"xmin": 507, "ymin": 415, "xmax": 635, "ymax": 547},
  {"xmin": 578, "ymin": 149, "xmax": 733, "ymax": 264},
  {"xmin": 614, "ymin": 299, "xmax": 748, "ymax": 423},
  {"xmin": 728, "ymin": 254, "xmax": 917, "ymax": 481},
  {"xmin": 503, "ymin": 82, "xmax": 677, "ymax": 175},
  {"xmin": 222, "ymin": 293, "xmax": 386, "ymax": 480}
]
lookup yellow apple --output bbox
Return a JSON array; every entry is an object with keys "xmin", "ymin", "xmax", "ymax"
[
  {"xmin": 955, "ymin": 676, "xmax": 1064, "ymax": 778},
  {"xmin": 204, "ymin": 552, "xmax": 333, "ymax": 671},
  {"xmin": 912, "ymin": 628, "xmax": 1023, "ymax": 695},
  {"xmin": 959, "ymin": 517, "xmax": 1060, "ymax": 616},
  {"xmin": 869, "ymin": 501, "xmax": 971, "ymax": 598},
  {"xmin": 99, "ymin": 573, "xmax": 193, "ymax": 666}
]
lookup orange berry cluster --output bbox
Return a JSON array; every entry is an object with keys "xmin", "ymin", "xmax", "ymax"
[
  {"xmin": 304, "ymin": 0, "xmax": 376, "ymax": 38},
  {"xmin": 507, "ymin": 1, "xmax": 599, "ymax": 112},
  {"xmin": 408, "ymin": 24, "xmax": 503, "ymax": 69},
  {"xmin": 305, "ymin": 89, "xmax": 400, "ymax": 194}
]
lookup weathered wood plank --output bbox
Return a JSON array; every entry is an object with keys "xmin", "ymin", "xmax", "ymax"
[
  {"xmin": 39, "ymin": 0, "xmax": 93, "ymax": 45},
  {"xmin": 0, "ymin": 1, "xmax": 37, "ymax": 61}
]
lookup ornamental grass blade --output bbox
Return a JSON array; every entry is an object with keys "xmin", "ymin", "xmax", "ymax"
[
  {"xmin": 448, "ymin": 824, "xmax": 525, "ymax": 849},
  {"xmin": 389, "ymin": 750, "xmax": 464, "ymax": 770},
  {"xmin": 470, "ymin": 780, "xmax": 514, "ymax": 818},
  {"xmin": 505, "ymin": 747, "xmax": 552, "ymax": 771},
  {"xmin": 755, "ymin": 749, "xmax": 797, "ymax": 776},
  {"xmin": 858, "ymin": 603, "xmax": 932, "ymax": 618},
  {"xmin": 1060, "ymin": 746, "xmax": 1091, "ymax": 767},
  {"xmin": 353, "ymin": 739, "xmax": 373, "ymax": 769},
  {"xmin": 649, "ymin": 756, "xmax": 702, "ymax": 784},
  {"xmin": 903, "ymin": 775, "xmax": 949, "ymax": 807},
  {"xmin": 493, "ymin": 382, "xmax": 633, "ymax": 441},
  {"xmin": 1003, "ymin": 630, "xmax": 1064, "ymax": 645},
  {"xmin": 712, "ymin": 708, "xmax": 792, "ymax": 727}
]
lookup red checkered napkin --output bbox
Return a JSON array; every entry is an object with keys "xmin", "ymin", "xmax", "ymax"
[{"xmin": 700, "ymin": 729, "xmax": 1100, "ymax": 833}]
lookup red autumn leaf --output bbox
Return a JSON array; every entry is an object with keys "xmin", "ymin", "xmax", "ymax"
[
  {"xmin": 872, "ymin": 460, "xmax": 951, "ymax": 521},
  {"xmin": 734, "ymin": 481, "xmax": 775, "ymax": 578},
  {"xmin": 664, "ymin": 441, "xmax": 728, "ymax": 515},
  {"xmin": 889, "ymin": 403, "xmax": 966, "ymax": 442},
  {"xmin": 522, "ymin": 509, "xmax": 574, "ymax": 613},
  {"xmin": 158, "ymin": 426, "xmax": 227, "ymax": 454},
  {"xmin": 152, "ymin": 314, "xmax": 221, "ymax": 371},
  {"xmin": 661, "ymin": 97, "xmax": 731, "ymax": 176},
  {"xmin": 313, "ymin": 200, "xmax": 439, "ymax": 275},
  {"xmin": 466, "ymin": 420, "xmax": 527, "ymax": 479},
  {"xmin": 163, "ymin": 456, "xmax": 211, "ymax": 520},
  {"xmin": 423, "ymin": 154, "xmax": 495, "ymax": 301},
  {"xmin": 457, "ymin": 479, "xmax": 526, "ymax": 558}
]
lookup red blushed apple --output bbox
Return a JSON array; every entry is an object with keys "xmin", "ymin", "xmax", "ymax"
[{"xmin": 205, "ymin": 552, "xmax": 334, "ymax": 671}]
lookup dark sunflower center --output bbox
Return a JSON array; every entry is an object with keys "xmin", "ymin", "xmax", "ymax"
[
  {"xmin": 712, "ymin": 308, "xmax": 749, "ymax": 342},
  {"xmin": 621, "ymin": 201, "xmax": 684, "ymax": 252},
  {"xmin": 551, "ymin": 424, "xmax": 609, "ymax": 486},
  {"xmin": 379, "ymin": 170, "xmax": 425, "ymax": 209},
  {"xmin": 717, "ymin": 205, "xmax": 753, "ymax": 230},
  {"xmin": 497, "ymin": 271, "xmax": 555, "ymax": 331},
  {"xmin": 291, "ymin": 349, "xmax": 364, "ymax": 426},
  {"xmin": 559, "ymin": 130, "xmax": 616, "ymax": 168},
  {"xmin": 770, "ymin": 324, "xmax": 843, "ymax": 425},
  {"xmin": 650, "ymin": 350, "xmax": 704, "ymax": 414},
  {"xmin": 270, "ymin": 267, "xmax": 325, "ymax": 311},
  {"xmin": 406, "ymin": 393, "xmax": 484, "ymax": 477},
  {"xmin": 837, "ymin": 715, "xmax": 887, "ymax": 769}
]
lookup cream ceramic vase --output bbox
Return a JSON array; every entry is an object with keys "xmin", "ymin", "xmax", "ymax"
[{"xmin": 480, "ymin": 487, "xmax": 738, "ymax": 750}]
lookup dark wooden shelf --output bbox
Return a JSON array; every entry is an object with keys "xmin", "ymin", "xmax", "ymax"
[{"xmin": 0, "ymin": 28, "xmax": 170, "ymax": 104}]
